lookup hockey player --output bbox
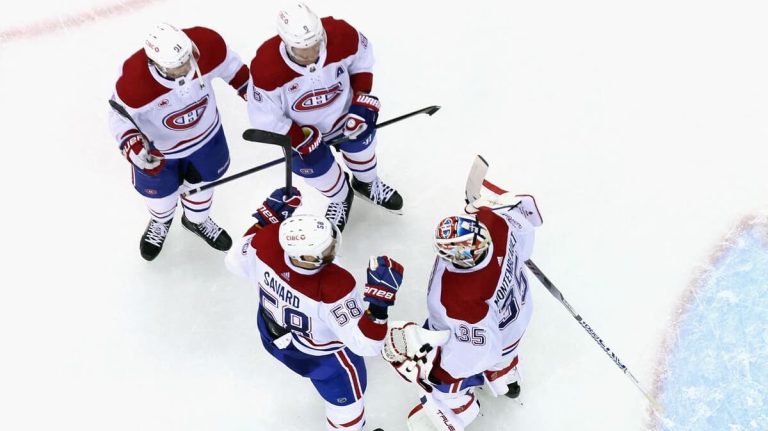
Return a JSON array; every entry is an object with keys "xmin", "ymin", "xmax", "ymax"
[
  {"xmin": 108, "ymin": 23, "xmax": 250, "ymax": 260},
  {"xmin": 246, "ymin": 3, "xmax": 403, "ymax": 232},
  {"xmin": 225, "ymin": 187, "xmax": 405, "ymax": 431},
  {"xmin": 382, "ymin": 192, "xmax": 544, "ymax": 430}
]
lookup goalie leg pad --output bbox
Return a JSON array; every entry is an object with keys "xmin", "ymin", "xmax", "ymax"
[
  {"xmin": 430, "ymin": 388, "xmax": 480, "ymax": 428},
  {"xmin": 483, "ymin": 355, "xmax": 520, "ymax": 397}
]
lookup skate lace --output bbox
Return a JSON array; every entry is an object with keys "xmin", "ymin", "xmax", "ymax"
[
  {"xmin": 146, "ymin": 220, "xmax": 170, "ymax": 246},
  {"xmin": 325, "ymin": 200, "xmax": 349, "ymax": 225},
  {"xmin": 197, "ymin": 217, "xmax": 223, "ymax": 240},
  {"xmin": 369, "ymin": 178, "xmax": 395, "ymax": 205}
]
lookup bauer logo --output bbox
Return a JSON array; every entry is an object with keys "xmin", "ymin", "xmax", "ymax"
[
  {"xmin": 292, "ymin": 82, "xmax": 343, "ymax": 112},
  {"xmin": 163, "ymin": 95, "xmax": 209, "ymax": 130}
]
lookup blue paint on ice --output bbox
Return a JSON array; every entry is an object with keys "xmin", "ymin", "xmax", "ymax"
[{"xmin": 658, "ymin": 225, "xmax": 768, "ymax": 430}]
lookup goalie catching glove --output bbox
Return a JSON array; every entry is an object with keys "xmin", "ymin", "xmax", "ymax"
[{"xmin": 382, "ymin": 321, "xmax": 450, "ymax": 392}]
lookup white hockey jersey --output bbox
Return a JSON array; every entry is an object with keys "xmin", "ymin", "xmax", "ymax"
[
  {"xmin": 427, "ymin": 207, "xmax": 536, "ymax": 381},
  {"xmin": 246, "ymin": 17, "xmax": 375, "ymax": 145},
  {"xmin": 108, "ymin": 27, "xmax": 249, "ymax": 159},
  {"xmin": 225, "ymin": 223, "xmax": 386, "ymax": 357}
]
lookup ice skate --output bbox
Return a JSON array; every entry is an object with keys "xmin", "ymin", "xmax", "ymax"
[
  {"xmin": 140, "ymin": 218, "xmax": 173, "ymax": 261},
  {"xmin": 351, "ymin": 176, "xmax": 403, "ymax": 214},
  {"xmin": 325, "ymin": 173, "xmax": 354, "ymax": 232},
  {"xmin": 181, "ymin": 215, "xmax": 232, "ymax": 251}
]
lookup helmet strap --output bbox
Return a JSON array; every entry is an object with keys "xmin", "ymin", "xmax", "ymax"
[{"xmin": 190, "ymin": 42, "xmax": 205, "ymax": 89}]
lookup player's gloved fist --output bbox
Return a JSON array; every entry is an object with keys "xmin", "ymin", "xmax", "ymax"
[
  {"xmin": 253, "ymin": 187, "xmax": 302, "ymax": 226},
  {"xmin": 121, "ymin": 134, "xmax": 166, "ymax": 176},
  {"xmin": 343, "ymin": 94, "xmax": 380, "ymax": 142},
  {"xmin": 293, "ymin": 125, "xmax": 323, "ymax": 157},
  {"xmin": 363, "ymin": 255, "xmax": 404, "ymax": 308}
]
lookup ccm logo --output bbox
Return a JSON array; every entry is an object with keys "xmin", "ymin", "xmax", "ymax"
[
  {"xmin": 364, "ymin": 286, "xmax": 394, "ymax": 299},
  {"xmin": 285, "ymin": 234, "xmax": 306, "ymax": 241}
]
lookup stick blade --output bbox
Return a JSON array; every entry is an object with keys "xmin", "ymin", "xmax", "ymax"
[
  {"xmin": 242, "ymin": 129, "xmax": 291, "ymax": 147},
  {"xmin": 424, "ymin": 105, "xmax": 441, "ymax": 116},
  {"xmin": 465, "ymin": 155, "xmax": 489, "ymax": 204}
]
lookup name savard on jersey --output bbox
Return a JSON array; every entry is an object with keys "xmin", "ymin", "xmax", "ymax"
[{"xmin": 261, "ymin": 270, "xmax": 301, "ymax": 309}]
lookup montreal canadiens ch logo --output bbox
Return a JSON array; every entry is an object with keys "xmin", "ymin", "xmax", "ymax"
[
  {"xmin": 163, "ymin": 95, "xmax": 209, "ymax": 130},
  {"xmin": 439, "ymin": 218, "xmax": 456, "ymax": 239},
  {"xmin": 292, "ymin": 82, "xmax": 343, "ymax": 112}
]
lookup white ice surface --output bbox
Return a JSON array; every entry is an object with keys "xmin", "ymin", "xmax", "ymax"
[{"xmin": 2, "ymin": 1, "xmax": 768, "ymax": 430}]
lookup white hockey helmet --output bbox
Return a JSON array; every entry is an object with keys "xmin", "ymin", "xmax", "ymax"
[
  {"xmin": 279, "ymin": 214, "xmax": 341, "ymax": 269},
  {"xmin": 276, "ymin": 3, "xmax": 325, "ymax": 50},
  {"xmin": 433, "ymin": 215, "xmax": 492, "ymax": 268},
  {"xmin": 144, "ymin": 23, "xmax": 193, "ymax": 71}
]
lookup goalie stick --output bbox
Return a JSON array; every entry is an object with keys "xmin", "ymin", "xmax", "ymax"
[{"xmin": 464, "ymin": 155, "xmax": 663, "ymax": 415}]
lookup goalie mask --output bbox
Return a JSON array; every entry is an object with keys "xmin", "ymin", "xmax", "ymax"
[{"xmin": 433, "ymin": 215, "xmax": 492, "ymax": 268}]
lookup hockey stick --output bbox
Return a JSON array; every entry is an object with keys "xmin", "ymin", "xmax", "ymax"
[
  {"xmin": 241, "ymin": 129, "xmax": 293, "ymax": 196},
  {"xmin": 242, "ymin": 104, "xmax": 442, "ymax": 150},
  {"xmin": 107, "ymin": 99, "xmax": 160, "ymax": 162},
  {"xmin": 463, "ymin": 155, "xmax": 663, "ymax": 414},
  {"xmin": 523, "ymin": 259, "xmax": 663, "ymax": 414},
  {"xmin": 327, "ymin": 104, "xmax": 441, "ymax": 147},
  {"xmin": 184, "ymin": 157, "xmax": 286, "ymax": 196}
]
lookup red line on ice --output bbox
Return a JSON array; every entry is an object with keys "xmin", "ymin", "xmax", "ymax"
[{"xmin": 0, "ymin": 0, "xmax": 163, "ymax": 44}]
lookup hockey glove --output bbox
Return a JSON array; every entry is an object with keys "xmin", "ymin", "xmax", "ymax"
[
  {"xmin": 363, "ymin": 255, "xmax": 403, "ymax": 309},
  {"xmin": 253, "ymin": 187, "xmax": 302, "ymax": 226},
  {"xmin": 293, "ymin": 125, "xmax": 324, "ymax": 157},
  {"xmin": 465, "ymin": 193, "xmax": 543, "ymax": 227},
  {"xmin": 382, "ymin": 322, "xmax": 449, "ymax": 393},
  {"xmin": 121, "ymin": 133, "xmax": 166, "ymax": 176},
  {"xmin": 383, "ymin": 321, "xmax": 451, "ymax": 363},
  {"xmin": 343, "ymin": 94, "xmax": 380, "ymax": 143}
]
